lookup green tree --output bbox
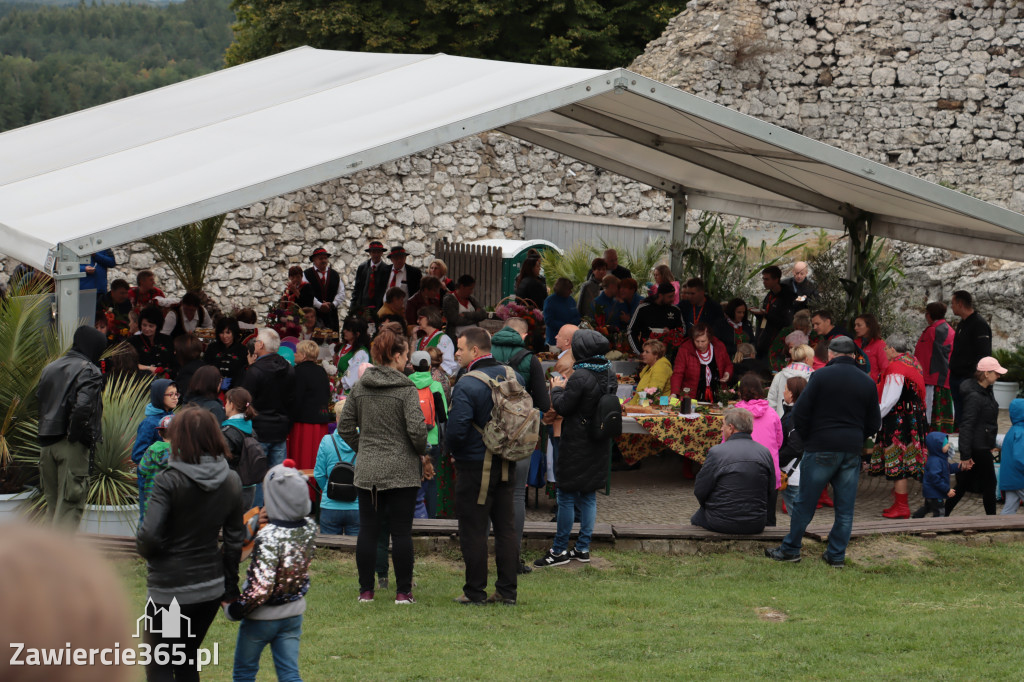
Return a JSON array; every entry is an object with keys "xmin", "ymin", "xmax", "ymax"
[{"xmin": 225, "ymin": 0, "xmax": 687, "ymax": 68}]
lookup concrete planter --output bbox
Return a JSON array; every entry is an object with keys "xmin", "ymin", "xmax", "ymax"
[
  {"xmin": 79, "ymin": 503, "xmax": 139, "ymax": 537},
  {"xmin": 993, "ymin": 381, "xmax": 1020, "ymax": 410},
  {"xmin": 0, "ymin": 487, "xmax": 34, "ymax": 522}
]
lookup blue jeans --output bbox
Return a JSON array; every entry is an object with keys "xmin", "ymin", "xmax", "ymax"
[
  {"xmin": 781, "ymin": 484, "xmax": 799, "ymax": 514},
  {"xmin": 319, "ymin": 508, "xmax": 359, "ymax": 535},
  {"xmin": 780, "ymin": 451, "xmax": 860, "ymax": 562},
  {"xmin": 232, "ymin": 614, "xmax": 303, "ymax": 682},
  {"xmin": 252, "ymin": 441, "xmax": 288, "ymax": 507},
  {"xmin": 553, "ymin": 489, "xmax": 596, "ymax": 553}
]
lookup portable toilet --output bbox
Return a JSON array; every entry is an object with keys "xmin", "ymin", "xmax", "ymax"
[{"xmin": 472, "ymin": 239, "xmax": 562, "ymax": 299}]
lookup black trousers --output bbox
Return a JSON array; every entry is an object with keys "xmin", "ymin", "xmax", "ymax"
[
  {"xmin": 455, "ymin": 460, "xmax": 519, "ymax": 602},
  {"xmin": 145, "ymin": 598, "xmax": 219, "ymax": 682},
  {"xmin": 946, "ymin": 448, "xmax": 997, "ymax": 516},
  {"xmin": 356, "ymin": 487, "xmax": 418, "ymax": 594}
]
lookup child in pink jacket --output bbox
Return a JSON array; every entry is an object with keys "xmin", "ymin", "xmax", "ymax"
[{"xmin": 731, "ymin": 374, "xmax": 784, "ymax": 488}]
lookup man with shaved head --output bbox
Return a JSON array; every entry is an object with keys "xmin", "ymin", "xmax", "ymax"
[{"xmin": 782, "ymin": 261, "xmax": 818, "ymax": 311}]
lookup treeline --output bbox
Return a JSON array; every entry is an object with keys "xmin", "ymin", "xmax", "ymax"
[{"xmin": 0, "ymin": 0, "xmax": 233, "ymax": 131}]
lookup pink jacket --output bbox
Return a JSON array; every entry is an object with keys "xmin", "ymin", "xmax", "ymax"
[{"xmin": 733, "ymin": 399, "xmax": 784, "ymax": 488}]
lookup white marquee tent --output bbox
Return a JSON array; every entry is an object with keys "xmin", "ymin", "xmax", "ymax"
[{"xmin": 1, "ymin": 47, "xmax": 1022, "ymax": 331}]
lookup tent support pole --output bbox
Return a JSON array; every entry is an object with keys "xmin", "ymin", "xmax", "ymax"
[
  {"xmin": 670, "ymin": 191, "xmax": 687, "ymax": 277},
  {"xmin": 54, "ymin": 245, "xmax": 86, "ymax": 340}
]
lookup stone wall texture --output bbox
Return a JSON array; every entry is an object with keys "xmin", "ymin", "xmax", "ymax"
[
  {"xmin": 3, "ymin": 0, "xmax": 1023, "ymax": 347},
  {"xmin": 629, "ymin": 0, "xmax": 1024, "ymax": 346}
]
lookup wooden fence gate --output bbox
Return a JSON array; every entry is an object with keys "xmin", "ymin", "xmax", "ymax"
[{"xmin": 433, "ymin": 239, "xmax": 503, "ymax": 307}]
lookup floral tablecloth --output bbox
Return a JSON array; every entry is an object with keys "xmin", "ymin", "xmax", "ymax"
[{"xmin": 617, "ymin": 414, "xmax": 724, "ymax": 465}]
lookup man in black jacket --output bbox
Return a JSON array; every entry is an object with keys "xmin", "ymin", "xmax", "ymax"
[
  {"xmin": 375, "ymin": 246, "xmax": 422, "ymax": 303},
  {"xmin": 752, "ymin": 266, "xmax": 796, "ymax": 359},
  {"xmin": 351, "ymin": 240, "xmax": 387, "ymax": 312},
  {"xmin": 36, "ymin": 325, "xmax": 107, "ymax": 527},
  {"xmin": 626, "ymin": 282, "xmax": 684, "ymax": 353},
  {"xmin": 303, "ymin": 246, "xmax": 345, "ymax": 331},
  {"xmin": 240, "ymin": 328, "xmax": 295, "ymax": 504},
  {"xmin": 691, "ymin": 408, "xmax": 775, "ymax": 534},
  {"xmin": 949, "ymin": 290, "xmax": 992, "ymax": 426},
  {"xmin": 447, "ymin": 327, "xmax": 523, "ymax": 605},
  {"xmin": 766, "ymin": 336, "xmax": 881, "ymax": 567}
]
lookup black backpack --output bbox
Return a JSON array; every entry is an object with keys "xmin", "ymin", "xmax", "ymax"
[
  {"xmin": 589, "ymin": 392, "xmax": 623, "ymax": 440},
  {"xmin": 237, "ymin": 434, "xmax": 269, "ymax": 487},
  {"xmin": 326, "ymin": 437, "xmax": 358, "ymax": 503}
]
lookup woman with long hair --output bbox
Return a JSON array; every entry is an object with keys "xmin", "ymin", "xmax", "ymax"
[
  {"xmin": 649, "ymin": 264, "xmax": 680, "ymax": 305},
  {"xmin": 337, "ymin": 316, "xmax": 372, "ymax": 393},
  {"xmin": 130, "ymin": 305, "xmax": 175, "ymax": 379},
  {"xmin": 514, "ymin": 256, "xmax": 547, "ymax": 308},
  {"xmin": 338, "ymin": 326, "xmax": 429, "ymax": 603},
  {"xmin": 136, "ymin": 406, "xmax": 243, "ymax": 681},
  {"xmin": 854, "ymin": 313, "xmax": 887, "ymax": 383},
  {"xmin": 717, "ymin": 297, "xmax": 754, "ymax": 357}
]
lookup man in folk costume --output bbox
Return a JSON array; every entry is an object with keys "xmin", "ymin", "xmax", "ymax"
[
  {"xmin": 914, "ymin": 301, "xmax": 955, "ymax": 433},
  {"xmin": 303, "ymin": 247, "xmax": 346, "ymax": 331},
  {"xmin": 871, "ymin": 335, "xmax": 929, "ymax": 519},
  {"xmin": 351, "ymin": 240, "xmax": 387, "ymax": 312},
  {"xmin": 375, "ymin": 245, "xmax": 422, "ymax": 303}
]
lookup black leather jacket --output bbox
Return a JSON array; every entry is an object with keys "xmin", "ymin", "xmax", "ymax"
[
  {"xmin": 136, "ymin": 456, "xmax": 244, "ymax": 603},
  {"xmin": 36, "ymin": 326, "xmax": 107, "ymax": 446}
]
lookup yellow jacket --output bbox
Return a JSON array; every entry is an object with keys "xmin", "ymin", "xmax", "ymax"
[{"xmin": 629, "ymin": 356, "xmax": 673, "ymax": 404}]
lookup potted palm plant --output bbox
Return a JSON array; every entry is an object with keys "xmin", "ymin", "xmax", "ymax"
[
  {"xmin": 142, "ymin": 214, "xmax": 225, "ymax": 317},
  {"xmin": 78, "ymin": 372, "xmax": 152, "ymax": 536},
  {"xmin": 0, "ymin": 280, "xmax": 66, "ymax": 521},
  {"xmin": 992, "ymin": 346, "xmax": 1024, "ymax": 410}
]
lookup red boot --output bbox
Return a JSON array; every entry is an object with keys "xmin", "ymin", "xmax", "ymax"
[
  {"xmin": 817, "ymin": 488, "xmax": 834, "ymax": 508},
  {"xmin": 881, "ymin": 492, "xmax": 898, "ymax": 515},
  {"xmin": 882, "ymin": 492, "xmax": 910, "ymax": 519},
  {"xmin": 781, "ymin": 499, "xmax": 788, "ymax": 514}
]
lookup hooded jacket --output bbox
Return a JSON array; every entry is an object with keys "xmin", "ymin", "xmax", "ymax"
[
  {"xmin": 132, "ymin": 379, "xmax": 175, "ymax": 465},
  {"xmin": 136, "ymin": 455, "xmax": 244, "ymax": 604},
  {"xmin": 338, "ymin": 365, "xmax": 428, "ymax": 490},
  {"xmin": 999, "ymin": 399, "xmax": 1024, "ymax": 492},
  {"xmin": 490, "ymin": 327, "xmax": 551, "ymax": 413},
  {"xmin": 733, "ymin": 398, "xmax": 784, "ymax": 487},
  {"xmin": 921, "ymin": 432, "xmax": 962, "ymax": 498},
  {"xmin": 958, "ymin": 377, "xmax": 999, "ymax": 453},
  {"xmin": 37, "ymin": 325, "xmax": 107, "ymax": 446},
  {"xmin": 552, "ymin": 330, "xmax": 615, "ymax": 493},
  {"xmin": 222, "ymin": 415, "xmax": 254, "ymax": 465},
  {"xmin": 240, "ymin": 352, "xmax": 296, "ymax": 442}
]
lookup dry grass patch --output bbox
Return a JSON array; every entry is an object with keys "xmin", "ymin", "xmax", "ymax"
[{"xmin": 845, "ymin": 535, "xmax": 936, "ymax": 567}]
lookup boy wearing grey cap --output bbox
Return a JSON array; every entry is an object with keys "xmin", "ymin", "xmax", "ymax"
[{"xmin": 226, "ymin": 460, "xmax": 317, "ymax": 681}]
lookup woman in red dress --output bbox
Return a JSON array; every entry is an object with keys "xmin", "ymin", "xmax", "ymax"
[
  {"xmin": 287, "ymin": 340, "xmax": 332, "ymax": 471},
  {"xmin": 854, "ymin": 313, "xmax": 888, "ymax": 384}
]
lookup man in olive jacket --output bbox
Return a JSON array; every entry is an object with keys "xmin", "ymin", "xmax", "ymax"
[{"xmin": 36, "ymin": 325, "xmax": 107, "ymax": 527}]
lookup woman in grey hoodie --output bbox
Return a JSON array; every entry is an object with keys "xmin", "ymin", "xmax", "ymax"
[
  {"xmin": 136, "ymin": 406, "xmax": 243, "ymax": 681},
  {"xmin": 339, "ymin": 326, "xmax": 429, "ymax": 605}
]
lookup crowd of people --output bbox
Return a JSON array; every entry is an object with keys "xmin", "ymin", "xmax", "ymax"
[{"xmin": 27, "ymin": 238, "xmax": 1024, "ymax": 678}]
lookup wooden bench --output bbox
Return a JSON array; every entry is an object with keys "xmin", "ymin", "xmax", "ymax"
[
  {"xmin": 803, "ymin": 515, "xmax": 1024, "ymax": 541},
  {"xmin": 611, "ymin": 523, "xmax": 790, "ymax": 541}
]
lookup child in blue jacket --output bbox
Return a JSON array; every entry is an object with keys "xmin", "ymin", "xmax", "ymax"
[
  {"xmin": 912, "ymin": 431, "xmax": 971, "ymax": 518},
  {"xmin": 999, "ymin": 398, "xmax": 1024, "ymax": 514}
]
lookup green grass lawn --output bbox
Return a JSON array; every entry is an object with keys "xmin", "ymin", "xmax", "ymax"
[{"xmin": 118, "ymin": 537, "xmax": 1024, "ymax": 680}]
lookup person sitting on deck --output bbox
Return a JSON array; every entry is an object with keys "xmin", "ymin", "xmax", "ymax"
[{"xmin": 690, "ymin": 407, "xmax": 776, "ymax": 535}]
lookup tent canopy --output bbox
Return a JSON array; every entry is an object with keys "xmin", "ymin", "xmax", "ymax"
[{"xmin": 2, "ymin": 46, "xmax": 1023, "ymax": 273}]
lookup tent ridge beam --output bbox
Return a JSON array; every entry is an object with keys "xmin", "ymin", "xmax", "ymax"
[{"xmin": 556, "ymin": 103, "xmax": 860, "ymax": 221}]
